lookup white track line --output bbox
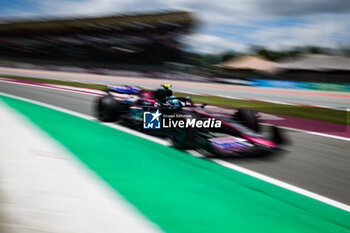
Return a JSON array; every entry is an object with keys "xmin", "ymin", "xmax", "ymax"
[
  {"xmin": 1, "ymin": 92, "xmax": 350, "ymax": 213},
  {"xmin": 206, "ymin": 94, "xmax": 245, "ymax": 100},
  {"xmin": 261, "ymin": 123, "xmax": 350, "ymax": 142},
  {"xmin": 258, "ymin": 99, "xmax": 297, "ymax": 105},
  {"xmin": 0, "ymin": 79, "xmax": 101, "ymax": 96},
  {"xmin": 211, "ymin": 159, "xmax": 350, "ymax": 212}
]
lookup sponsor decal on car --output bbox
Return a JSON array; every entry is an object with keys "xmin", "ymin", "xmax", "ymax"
[{"xmin": 209, "ymin": 136, "xmax": 251, "ymax": 151}]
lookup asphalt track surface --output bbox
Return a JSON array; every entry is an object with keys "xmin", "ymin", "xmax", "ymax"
[
  {"xmin": 1, "ymin": 81, "xmax": 350, "ymax": 207},
  {"xmin": 0, "ymin": 66, "xmax": 350, "ymax": 109}
]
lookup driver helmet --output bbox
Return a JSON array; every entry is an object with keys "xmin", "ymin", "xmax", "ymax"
[
  {"xmin": 162, "ymin": 84, "xmax": 172, "ymax": 89},
  {"xmin": 168, "ymin": 96, "xmax": 179, "ymax": 107}
]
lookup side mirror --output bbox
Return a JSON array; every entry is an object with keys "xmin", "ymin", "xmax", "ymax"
[{"xmin": 201, "ymin": 103, "xmax": 208, "ymax": 108}]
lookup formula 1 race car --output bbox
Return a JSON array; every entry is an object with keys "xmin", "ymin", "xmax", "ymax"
[
  {"xmin": 95, "ymin": 84, "xmax": 286, "ymax": 157},
  {"xmin": 95, "ymin": 84, "xmax": 193, "ymax": 134}
]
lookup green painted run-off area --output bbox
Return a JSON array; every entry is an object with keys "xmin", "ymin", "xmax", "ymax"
[{"xmin": 1, "ymin": 94, "xmax": 350, "ymax": 233}]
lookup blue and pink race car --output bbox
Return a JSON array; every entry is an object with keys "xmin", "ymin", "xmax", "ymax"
[{"xmin": 95, "ymin": 84, "xmax": 287, "ymax": 157}]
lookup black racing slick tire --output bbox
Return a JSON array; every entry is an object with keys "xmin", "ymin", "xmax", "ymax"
[
  {"xmin": 233, "ymin": 108, "xmax": 260, "ymax": 132},
  {"xmin": 170, "ymin": 126, "xmax": 196, "ymax": 150},
  {"xmin": 169, "ymin": 112, "xmax": 198, "ymax": 150},
  {"xmin": 95, "ymin": 95, "xmax": 120, "ymax": 122}
]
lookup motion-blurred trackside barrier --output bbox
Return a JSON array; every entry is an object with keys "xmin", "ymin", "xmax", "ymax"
[
  {"xmin": 248, "ymin": 78, "xmax": 350, "ymax": 92},
  {"xmin": 1, "ymin": 94, "xmax": 350, "ymax": 233},
  {"xmin": 3, "ymin": 64, "xmax": 350, "ymax": 91}
]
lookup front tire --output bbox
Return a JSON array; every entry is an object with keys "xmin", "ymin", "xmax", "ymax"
[{"xmin": 170, "ymin": 119, "xmax": 196, "ymax": 150}]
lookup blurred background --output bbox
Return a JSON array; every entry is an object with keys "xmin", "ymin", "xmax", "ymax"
[
  {"xmin": 1, "ymin": 2, "xmax": 350, "ymax": 232},
  {"xmin": 0, "ymin": 0, "xmax": 350, "ymax": 84}
]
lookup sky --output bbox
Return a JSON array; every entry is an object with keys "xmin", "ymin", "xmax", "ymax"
[{"xmin": 1, "ymin": 0, "xmax": 350, "ymax": 53}]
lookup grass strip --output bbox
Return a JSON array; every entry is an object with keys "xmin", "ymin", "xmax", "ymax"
[
  {"xmin": 175, "ymin": 92, "xmax": 349, "ymax": 125},
  {"xmin": 1, "ymin": 75, "xmax": 348, "ymax": 125}
]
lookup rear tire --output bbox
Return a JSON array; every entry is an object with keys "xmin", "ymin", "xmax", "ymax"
[{"xmin": 95, "ymin": 95, "xmax": 120, "ymax": 122}]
